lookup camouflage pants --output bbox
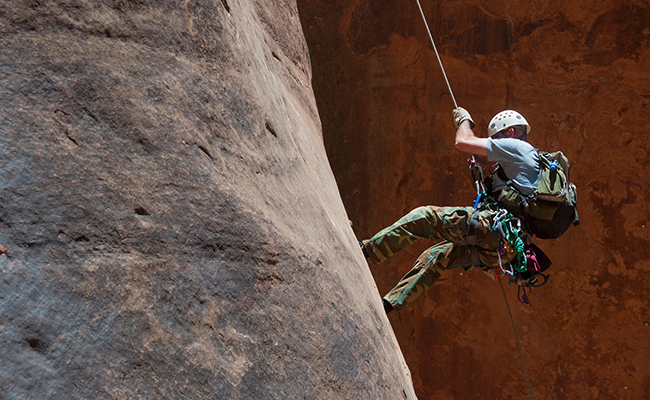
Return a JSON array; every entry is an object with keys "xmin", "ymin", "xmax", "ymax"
[{"xmin": 363, "ymin": 206, "xmax": 515, "ymax": 311}]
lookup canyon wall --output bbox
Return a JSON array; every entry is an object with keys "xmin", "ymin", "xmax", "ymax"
[
  {"xmin": 0, "ymin": 1, "xmax": 417, "ymax": 398},
  {"xmin": 299, "ymin": 0, "xmax": 650, "ymax": 398}
]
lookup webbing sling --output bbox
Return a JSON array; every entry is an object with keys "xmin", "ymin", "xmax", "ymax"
[{"xmin": 466, "ymin": 210, "xmax": 481, "ymax": 267}]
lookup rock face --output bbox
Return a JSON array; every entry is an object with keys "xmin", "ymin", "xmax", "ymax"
[
  {"xmin": 299, "ymin": 0, "xmax": 650, "ymax": 398},
  {"xmin": 0, "ymin": 1, "xmax": 417, "ymax": 399}
]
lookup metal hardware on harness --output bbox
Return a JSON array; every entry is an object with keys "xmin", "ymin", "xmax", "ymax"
[
  {"xmin": 492, "ymin": 209, "xmax": 509, "ymax": 234},
  {"xmin": 517, "ymin": 271, "xmax": 550, "ymax": 304},
  {"xmin": 525, "ymin": 272, "xmax": 549, "ymax": 288},
  {"xmin": 468, "ymin": 157, "xmax": 486, "ymax": 195}
]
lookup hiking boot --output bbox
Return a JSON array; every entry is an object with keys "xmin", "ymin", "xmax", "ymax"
[
  {"xmin": 359, "ymin": 240, "xmax": 369, "ymax": 260},
  {"xmin": 383, "ymin": 299, "xmax": 394, "ymax": 314}
]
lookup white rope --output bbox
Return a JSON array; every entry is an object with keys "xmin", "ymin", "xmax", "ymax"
[
  {"xmin": 415, "ymin": 0, "xmax": 478, "ymax": 165},
  {"xmin": 414, "ymin": 3, "xmax": 535, "ymax": 399},
  {"xmin": 414, "ymin": 0, "xmax": 458, "ymax": 109}
]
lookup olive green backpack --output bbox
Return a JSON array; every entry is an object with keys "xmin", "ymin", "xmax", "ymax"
[{"xmin": 494, "ymin": 151, "xmax": 579, "ymax": 239}]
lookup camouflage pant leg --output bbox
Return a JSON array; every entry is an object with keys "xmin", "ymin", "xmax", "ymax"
[
  {"xmin": 383, "ymin": 241, "xmax": 472, "ymax": 311},
  {"xmin": 363, "ymin": 206, "xmax": 475, "ymax": 263},
  {"xmin": 366, "ymin": 206, "xmax": 520, "ymax": 311}
]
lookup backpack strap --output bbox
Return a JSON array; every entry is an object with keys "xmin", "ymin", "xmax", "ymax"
[
  {"xmin": 570, "ymin": 183, "xmax": 581, "ymax": 227},
  {"xmin": 494, "ymin": 165, "xmax": 529, "ymax": 208},
  {"xmin": 495, "ymin": 165, "xmax": 511, "ymax": 186}
]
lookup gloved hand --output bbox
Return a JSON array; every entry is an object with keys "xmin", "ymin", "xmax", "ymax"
[{"xmin": 452, "ymin": 107, "xmax": 476, "ymax": 129}]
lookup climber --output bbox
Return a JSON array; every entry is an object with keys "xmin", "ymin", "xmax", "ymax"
[{"xmin": 360, "ymin": 108, "xmax": 577, "ymax": 314}]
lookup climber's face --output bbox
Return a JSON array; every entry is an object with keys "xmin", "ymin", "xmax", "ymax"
[{"xmin": 493, "ymin": 126, "xmax": 527, "ymax": 141}]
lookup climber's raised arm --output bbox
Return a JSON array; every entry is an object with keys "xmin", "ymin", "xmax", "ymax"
[{"xmin": 453, "ymin": 107, "xmax": 488, "ymax": 156}]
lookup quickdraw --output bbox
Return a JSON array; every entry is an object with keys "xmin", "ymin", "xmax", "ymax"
[{"xmin": 468, "ymin": 157, "xmax": 487, "ymax": 195}]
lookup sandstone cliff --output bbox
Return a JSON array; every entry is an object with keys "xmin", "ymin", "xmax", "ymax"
[
  {"xmin": 0, "ymin": 1, "xmax": 417, "ymax": 398},
  {"xmin": 299, "ymin": 0, "xmax": 650, "ymax": 398}
]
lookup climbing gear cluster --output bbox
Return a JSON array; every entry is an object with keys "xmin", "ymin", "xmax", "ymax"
[
  {"xmin": 492, "ymin": 209, "xmax": 527, "ymax": 277},
  {"xmin": 490, "ymin": 209, "xmax": 552, "ymax": 305},
  {"xmin": 467, "ymin": 159, "xmax": 555, "ymax": 305}
]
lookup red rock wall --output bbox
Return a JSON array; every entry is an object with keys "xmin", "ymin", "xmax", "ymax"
[{"xmin": 299, "ymin": 0, "xmax": 650, "ymax": 398}]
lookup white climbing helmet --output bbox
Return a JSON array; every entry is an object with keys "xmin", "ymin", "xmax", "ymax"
[{"xmin": 488, "ymin": 110, "xmax": 531, "ymax": 137}]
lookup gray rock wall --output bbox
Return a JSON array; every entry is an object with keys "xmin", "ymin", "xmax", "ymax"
[
  {"xmin": 0, "ymin": 1, "xmax": 416, "ymax": 398},
  {"xmin": 298, "ymin": 0, "xmax": 650, "ymax": 398}
]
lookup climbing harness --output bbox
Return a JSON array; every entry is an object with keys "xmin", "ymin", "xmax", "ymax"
[
  {"xmin": 467, "ymin": 159, "xmax": 549, "ymax": 304},
  {"xmin": 467, "ymin": 190, "xmax": 534, "ymax": 299},
  {"xmin": 466, "ymin": 210, "xmax": 481, "ymax": 267},
  {"xmin": 414, "ymin": 3, "xmax": 536, "ymax": 399}
]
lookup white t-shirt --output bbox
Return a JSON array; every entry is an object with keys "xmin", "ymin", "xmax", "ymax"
[{"xmin": 486, "ymin": 137, "xmax": 540, "ymax": 196}]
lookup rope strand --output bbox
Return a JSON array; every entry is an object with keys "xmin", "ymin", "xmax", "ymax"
[
  {"xmin": 414, "ymin": 6, "xmax": 535, "ymax": 396},
  {"xmin": 415, "ymin": 0, "xmax": 478, "ymax": 168},
  {"xmin": 500, "ymin": 279, "xmax": 536, "ymax": 400},
  {"xmin": 414, "ymin": 0, "xmax": 458, "ymax": 109}
]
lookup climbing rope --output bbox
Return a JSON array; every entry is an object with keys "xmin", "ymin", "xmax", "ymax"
[
  {"xmin": 415, "ymin": 0, "xmax": 481, "ymax": 176},
  {"xmin": 414, "ymin": 3, "xmax": 536, "ymax": 398},
  {"xmin": 414, "ymin": 0, "xmax": 458, "ymax": 109},
  {"xmin": 500, "ymin": 279, "xmax": 536, "ymax": 400}
]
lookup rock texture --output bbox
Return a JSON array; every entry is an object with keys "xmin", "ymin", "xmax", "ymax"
[
  {"xmin": 0, "ymin": 1, "xmax": 417, "ymax": 399},
  {"xmin": 299, "ymin": 0, "xmax": 650, "ymax": 398}
]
